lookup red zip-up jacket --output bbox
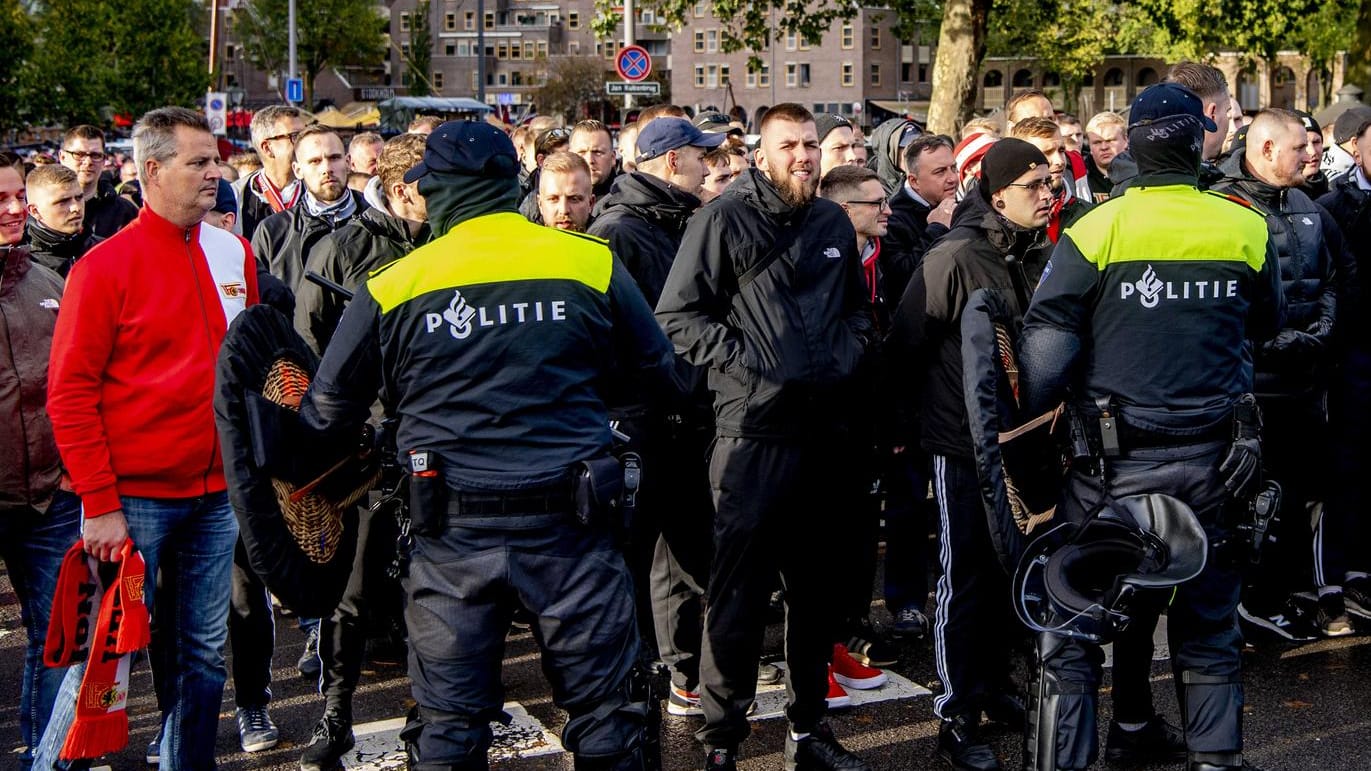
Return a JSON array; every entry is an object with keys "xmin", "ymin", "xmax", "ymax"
[{"xmin": 47, "ymin": 207, "xmax": 258, "ymax": 517}]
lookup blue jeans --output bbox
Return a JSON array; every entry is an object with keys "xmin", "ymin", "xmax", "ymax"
[
  {"xmin": 0, "ymin": 491, "xmax": 82, "ymax": 769},
  {"xmin": 33, "ymin": 492, "xmax": 238, "ymax": 771}
]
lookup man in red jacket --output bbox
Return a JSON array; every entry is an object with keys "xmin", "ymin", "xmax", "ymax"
[{"xmin": 39, "ymin": 107, "xmax": 257, "ymax": 771}]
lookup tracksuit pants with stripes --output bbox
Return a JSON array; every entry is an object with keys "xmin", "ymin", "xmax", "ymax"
[{"xmin": 930, "ymin": 453, "xmax": 1016, "ymax": 721}]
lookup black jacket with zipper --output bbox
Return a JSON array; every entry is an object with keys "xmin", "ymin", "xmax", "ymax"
[
  {"xmin": 655, "ymin": 168, "xmax": 873, "ymax": 439},
  {"xmin": 25, "ymin": 219, "xmax": 101, "ymax": 277},
  {"xmin": 251, "ymin": 190, "xmax": 367, "ymax": 294},
  {"xmin": 888, "ymin": 191, "xmax": 1045, "ymax": 459},
  {"xmin": 587, "ymin": 171, "xmax": 698, "ymax": 307}
]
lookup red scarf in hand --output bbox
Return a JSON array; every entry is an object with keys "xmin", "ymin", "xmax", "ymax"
[{"xmin": 44, "ymin": 539, "xmax": 151, "ymax": 760}]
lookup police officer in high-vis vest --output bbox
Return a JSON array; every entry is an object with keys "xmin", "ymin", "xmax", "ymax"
[
  {"xmin": 299, "ymin": 121, "xmax": 681, "ymax": 771},
  {"xmin": 1017, "ymin": 84, "xmax": 1285, "ymax": 771}
]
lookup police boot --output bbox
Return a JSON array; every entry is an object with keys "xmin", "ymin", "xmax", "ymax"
[
  {"xmin": 1188, "ymin": 752, "xmax": 1263, "ymax": 771},
  {"xmin": 937, "ymin": 714, "xmax": 1000, "ymax": 771},
  {"xmin": 1104, "ymin": 715, "xmax": 1186, "ymax": 764},
  {"xmin": 1023, "ymin": 634, "xmax": 1095, "ymax": 771},
  {"xmin": 784, "ymin": 720, "xmax": 870, "ymax": 771}
]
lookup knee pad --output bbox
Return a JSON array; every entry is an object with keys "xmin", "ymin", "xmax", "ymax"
[
  {"xmin": 563, "ymin": 667, "xmax": 660, "ymax": 771},
  {"xmin": 1025, "ymin": 635, "xmax": 1098, "ymax": 771},
  {"xmin": 400, "ymin": 705, "xmax": 493, "ymax": 771},
  {"xmin": 1178, "ymin": 670, "xmax": 1243, "ymax": 753}
]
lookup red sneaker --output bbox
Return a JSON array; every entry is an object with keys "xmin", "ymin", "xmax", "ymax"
[
  {"xmin": 831, "ymin": 643, "xmax": 888, "ymax": 690},
  {"xmin": 826, "ymin": 669, "xmax": 853, "ymax": 709}
]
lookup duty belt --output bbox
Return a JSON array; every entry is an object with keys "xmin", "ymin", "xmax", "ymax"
[{"xmin": 448, "ymin": 486, "xmax": 575, "ymax": 516}]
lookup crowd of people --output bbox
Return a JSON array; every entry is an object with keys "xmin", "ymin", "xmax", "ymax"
[{"xmin": 2, "ymin": 57, "xmax": 1370, "ymax": 771}]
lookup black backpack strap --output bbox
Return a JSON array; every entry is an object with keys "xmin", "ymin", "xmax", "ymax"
[{"xmin": 734, "ymin": 207, "xmax": 811, "ymax": 291}]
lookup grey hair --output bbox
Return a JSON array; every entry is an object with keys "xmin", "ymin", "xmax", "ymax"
[
  {"xmin": 250, "ymin": 105, "xmax": 304, "ymax": 148},
  {"xmin": 133, "ymin": 106, "xmax": 211, "ymax": 186}
]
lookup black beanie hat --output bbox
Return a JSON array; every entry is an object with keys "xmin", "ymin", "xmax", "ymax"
[{"xmin": 979, "ymin": 137, "xmax": 1049, "ymax": 200}]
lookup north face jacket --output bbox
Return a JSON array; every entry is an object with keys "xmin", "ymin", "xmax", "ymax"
[
  {"xmin": 655, "ymin": 168, "xmax": 874, "ymax": 439},
  {"xmin": 0, "ymin": 247, "xmax": 65, "ymax": 512}
]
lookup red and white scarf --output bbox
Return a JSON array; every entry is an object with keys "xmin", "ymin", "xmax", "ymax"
[{"xmin": 44, "ymin": 539, "xmax": 151, "ymax": 760}]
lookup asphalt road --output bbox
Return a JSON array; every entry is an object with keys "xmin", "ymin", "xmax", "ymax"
[{"xmin": 4, "ymin": 560, "xmax": 1370, "ymax": 770}]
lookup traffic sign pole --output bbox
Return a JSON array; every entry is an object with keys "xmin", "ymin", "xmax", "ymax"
[{"xmin": 623, "ymin": 0, "xmax": 635, "ymax": 110}]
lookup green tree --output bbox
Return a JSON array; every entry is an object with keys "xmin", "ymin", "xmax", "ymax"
[
  {"xmin": 23, "ymin": 0, "xmax": 208, "ymax": 126},
  {"xmin": 407, "ymin": 0, "xmax": 434, "ymax": 97},
  {"xmin": 233, "ymin": 0, "xmax": 387, "ymax": 107},
  {"xmin": 0, "ymin": 0, "xmax": 33, "ymax": 134},
  {"xmin": 533, "ymin": 56, "xmax": 612, "ymax": 123}
]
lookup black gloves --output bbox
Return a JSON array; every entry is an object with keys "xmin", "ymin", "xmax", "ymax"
[{"xmin": 1219, "ymin": 394, "xmax": 1262, "ymax": 500}]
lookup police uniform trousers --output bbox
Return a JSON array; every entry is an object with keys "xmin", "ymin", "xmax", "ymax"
[
  {"xmin": 929, "ymin": 454, "xmax": 1017, "ymax": 722},
  {"xmin": 401, "ymin": 511, "xmax": 643, "ymax": 770},
  {"xmin": 696, "ymin": 434, "xmax": 856, "ymax": 749},
  {"xmin": 1034, "ymin": 440, "xmax": 1244, "ymax": 770}
]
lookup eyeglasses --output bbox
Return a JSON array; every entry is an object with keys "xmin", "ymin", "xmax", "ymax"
[
  {"xmin": 844, "ymin": 198, "xmax": 892, "ymax": 210},
  {"xmin": 62, "ymin": 149, "xmax": 106, "ymax": 163},
  {"xmin": 263, "ymin": 130, "xmax": 303, "ymax": 145},
  {"xmin": 1004, "ymin": 178, "xmax": 1051, "ymax": 194}
]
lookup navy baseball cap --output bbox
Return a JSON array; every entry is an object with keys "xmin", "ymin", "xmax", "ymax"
[
  {"xmin": 1128, "ymin": 83, "xmax": 1218, "ymax": 132},
  {"xmin": 635, "ymin": 118, "xmax": 727, "ymax": 164},
  {"xmin": 212, "ymin": 178, "xmax": 237, "ymax": 214},
  {"xmin": 403, "ymin": 120, "xmax": 520, "ymax": 183}
]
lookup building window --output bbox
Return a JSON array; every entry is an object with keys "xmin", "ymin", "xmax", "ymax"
[
  {"xmin": 841, "ymin": 23, "xmax": 853, "ymax": 49},
  {"xmin": 464, "ymin": 11, "xmax": 474, "ymax": 29},
  {"xmin": 693, "ymin": 1, "xmax": 706, "ymax": 17},
  {"xmin": 569, "ymin": 10, "xmax": 579, "ymax": 28},
  {"xmin": 799, "ymin": 34, "xmax": 812, "ymax": 51},
  {"xmin": 225, "ymin": 44, "xmax": 236, "ymax": 61},
  {"xmin": 444, "ymin": 11, "xmax": 456, "ymax": 30},
  {"xmin": 759, "ymin": 63, "xmax": 770, "ymax": 87},
  {"xmin": 694, "ymin": 30, "xmax": 705, "ymax": 52},
  {"xmin": 537, "ymin": 41, "xmax": 548, "ymax": 57},
  {"xmin": 445, "ymin": 42, "xmax": 456, "ymax": 56},
  {"xmin": 707, "ymin": 64, "xmax": 718, "ymax": 88},
  {"xmin": 496, "ymin": 42, "xmax": 507, "ymax": 59},
  {"xmin": 399, "ymin": 11, "xmax": 410, "ymax": 31},
  {"xmin": 785, "ymin": 32, "xmax": 797, "ymax": 51},
  {"xmin": 786, "ymin": 63, "xmax": 797, "ymax": 87},
  {"xmin": 870, "ymin": 26, "xmax": 881, "ymax": 49},
  {"xmin": 484, "ymin": 11, "xmax": 494, "ymax": 29},
  {"xmin": 457, "ymin": 41, "xmax": 469, "ymax": 56},
  {"xmin": 800, "ymin": 63, "xmax": 811, "ymax": 87},
  {"xmin": 401, "ymin": 42, "xmax": 411, "ymax": 58},
  {"xmin": 706, "ymin": 29, "xmax": 718, "ymax": 53},
  {"xmin": 841, "ymin": 62, "xmax": 854, "ymax": 87},
  {"xmin": 720, "ymin": 64, "xmax": 730, "ymax": 85},
  {"xmin": 433, "ymin": 71, "xmax": 444, "ymax": 89},
  {"xmin": 746, "ymin": 69, "xmax": 757, "ymax": 88},
  {"xmin": 401, "ymin": 70, "xmax": 410, "ymax": 86},
  {"xmin": 511, "ymin": 42, "xmax": 521, "ymax": 59},
  {"xmin": 870, "ymin": 63, "xmax": 881, "ymax": 86},
  {"xmin": 525, "ymin": 42, "xmax": 535, "ymax": 59},
  {"xmin": 512, "ymin": 71, "xmax": 523, "ymax": 86},
  {"xmin": 569, "ymin": 41, "xmax": 580, "ymax": 54},
  {"xmin": 695, "ymin": 65, "xmax": 705, "ymax": 88}
]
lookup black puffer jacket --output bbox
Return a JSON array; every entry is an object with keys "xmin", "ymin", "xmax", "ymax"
[
  {"xmin": 888, "ymin": 191, "xmax": 1045, "ymax": 458},
  {"xmin": 587, "ymin": 172, "xmax": 698, "ymax": 306},
  {"xmin": 251, "ymin": 190, "xmax": 367, "ymax": 293},
  {"xmin": 294, "ymin": 202, "xmax": 430, "ymax": 355},
  {"xmin": 82, "ymin": 176, "xmax": 138, "ymax": 240},
  {"xmin": 883, "ymin": 187, "xmax": 948, "ymax": 300},
  {"xmin": 26, "ymin": 219, "xmax": 101, "ymax": 277},
  {"xmin": 1213, "ymin": 149, "xmax": 1350, "ymax": 395},
  {"xmin": 656, "ymin": 168, "xmax": 873, "ymax": 438},
  {"xmin": 1318, "ymin": 173, "xmax": 1371, "ymax": 337}
]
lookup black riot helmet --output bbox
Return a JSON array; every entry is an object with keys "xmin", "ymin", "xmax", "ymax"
[{"xmin": 1013, "ymin": 493, "xmax": 1208, "ymax": 643}]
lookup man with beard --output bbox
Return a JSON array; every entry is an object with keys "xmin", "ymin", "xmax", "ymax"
[
  {"xmin": 1213, "ymin": 109, "xmax": 1353, "ymax": 640},
  {"xmin": 58, "ymin": 125, "xmax": 138, "ymax": 239},
  {"xmin": 889, "ymin": 138, "xmax": 1054, "ymax": 771},
  {"xmin": 537, "ymin": 152, "xmax": 596, "ymax": 233},
  {"xmin": 252, "ymin": 125, "xmax": 367, "ymax": 293},
  {"xmin": 657, "ymin": 103, "xmax": 874, "ymax": 771},
  {"xmin": 24, "ymin": 164, "xmax": 100, "ymax": 276},
  {"xmin": 1010, "ymin": 117, "xmax": 1091, "ymax": 248}
]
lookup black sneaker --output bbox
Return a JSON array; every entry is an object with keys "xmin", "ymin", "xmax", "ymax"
[
  {"xmin": 298, "ymin": 624, "xmax": 322, "ymax": 679},
  {"xmin": 704, "ymin": 747, "xmax": 738, "ymax": 771},
  {"xmin": 1104, "ymin": 715, "xmax": 1186, "ymax": 764},
  {"xmin": 890, "ymin": 606, "xmax": 929, "ymax": 639},
  {"xmin": 845, "ymin": 618, "xmax": 900, "ymax": 667},
  {"xmin": 1189, "ymin": 761, "xmax": 1265, "ymax": 771},
  {"xmin": 1311, "ymin": 591, "xmax": 1353, "ymax": 637},
  {"xmin": 785, "ymin": 721, "xmax": 871, "ymax": 771},
  {"xmin": 1237, "ymin": 599, "xmax": 1318, "ymax": 642},
  {"xmin": 937, "ymin": 714, "xmax": 1001, "ymax": 770},
  {"xmin": 236, "ymin": 705, "xmax": 281, "ymax": 752},
  {"xmin": 1343, "ymin": 576, "xmax": 1371, "ymax": 620},
  {"xmin": 299, "ymin": 712, "xmax": 354, "ymax": 771}
]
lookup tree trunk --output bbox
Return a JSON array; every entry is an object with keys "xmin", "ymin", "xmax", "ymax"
[
  {"xmin": 927, "ymin": 0, "xmax": 990, "ymax": 136},
  {"xmin": 1350, "ymin": 0, "xmax": 1371, "ymax": 94}
]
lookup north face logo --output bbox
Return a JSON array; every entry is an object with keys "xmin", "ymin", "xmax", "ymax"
[
  {"xmin": 1119, "ymin": 264, "xmax": 1238, "ymax": 308},
  {"xmin": 824, "ymin": 247, "xmax": 841, "ymax": 260}
]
